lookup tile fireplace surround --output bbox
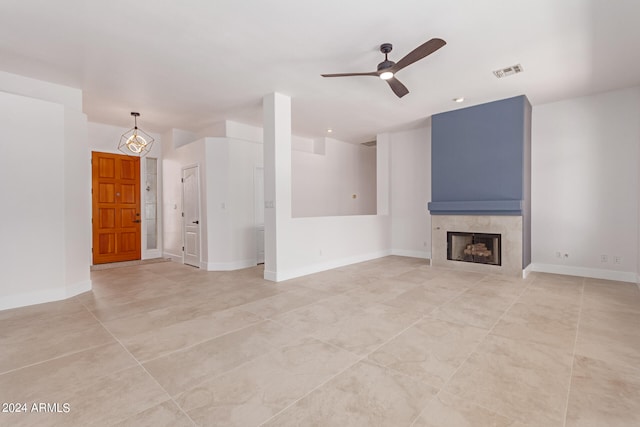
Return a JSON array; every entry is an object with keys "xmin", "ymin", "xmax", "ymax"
[{"xmin": 432, "ymin": 215, "xmax": 523, "ymax": 277}]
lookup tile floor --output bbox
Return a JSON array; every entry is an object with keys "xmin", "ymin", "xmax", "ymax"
[{"xmin": 1, "ymin": 256, "xmax": 639, "ymax": 426}]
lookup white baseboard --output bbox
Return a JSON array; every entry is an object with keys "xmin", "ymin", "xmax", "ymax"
[
  {"xmin": 0, "ymin": 280, "xmax": 92, "ymax": 312},
  {"xmin": 67, "ymin": 280, "xmax": 92, "ymax": 297},
  {"xmin": 265, "ymin": 249, "xmax": 392, "ymax": 282},
  {"xmin": 523, "ymin": 263, "xmax": 533, "ymax": 279},
  {"xmin": 530, "ymin": 263, "xmax": 636, "ymax": 283},
  {"xmin": 162, "ymin": 252, "xmax": 258, "ymax": 272},
  {"xmin": 143, "ymin": 249, "xmax": 162, "ymax": 260},
  {"xmin": 263, "ymin": 269, "xmax": 277, "ymax": 281},
  {"xmin": 163, "ymin": 252, "xmax": 183, "ymax": 263},
  {"xmin": 391, "ymin": 249, "xmax": 431, "ymax": 259},
  {"xmin": 205, "ymin": 258, "xmax": 258, "ymax": 271}
]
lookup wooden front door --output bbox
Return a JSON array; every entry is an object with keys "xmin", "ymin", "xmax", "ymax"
[{"xmin": 92, "ymin": 151, "xmax": 141, "ymax": 264}]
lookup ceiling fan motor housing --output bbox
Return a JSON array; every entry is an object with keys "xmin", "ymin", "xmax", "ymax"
[
  {"xmin": 377, "ymin": 60, "xmax": 395, "ymax": 72},
  {"xmin": 378, "ymin": 43, "xmax": 395, "ymax": 72}
]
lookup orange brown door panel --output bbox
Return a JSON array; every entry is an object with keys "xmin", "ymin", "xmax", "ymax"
[{"xmin": 92, "ymin": 151, "xmax": 141, "ymax": 264}]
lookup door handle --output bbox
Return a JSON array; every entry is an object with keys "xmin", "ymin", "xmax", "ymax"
[
  {"xmin": 133, "ymin": 220, "xmax": 141, "ymax": 223},
  {"xmin": 192, "ymin": 220, "xmax": 199, "ymax": 224}
]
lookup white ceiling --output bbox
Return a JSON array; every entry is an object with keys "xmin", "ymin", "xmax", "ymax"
[{"xmin": 1, "ymin": 0, "xmax": 639, "ymax": 143}]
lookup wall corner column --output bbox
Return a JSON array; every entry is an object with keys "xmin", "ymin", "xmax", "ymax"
[
  {"xmin": 376, "ymin": 132, "xmax": 391, "ymax": 216},
  {"xmin": 263, "ymin": 92, "xmax": 292, "ymax": 281}
]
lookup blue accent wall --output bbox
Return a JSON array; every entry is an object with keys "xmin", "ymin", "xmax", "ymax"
[
  {"xmin": 428, "ymin": 95, "xmax": 529, "ymax": 215},
  {"xmin": 427, "ymin": 94, "xmax": 532, "ymax": 269}
]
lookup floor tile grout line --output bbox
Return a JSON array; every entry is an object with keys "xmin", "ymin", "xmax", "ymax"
[
  {"xmin": 178, "ymin": 280, "xmax": 437, "ymax": 418},
  {"xmin": 263, "ymin": 270, "xmax": 472, "ymax": 367},
  {"xmin": 91, "ymin": 289, "xmax": 309, "ymax": 361},
  {"xmin": 561, "ymin": 277, "xmax": 586, "ymax": 427},
  {"xmin": 265, "ymin": 316, "xmax": 365, "ymax": 361},
  {"xmin": 167, "ymin": 287, "xmax": 427, "ymax": 416},
  {"xmin": 170, "ymin": 334, "xmax": 325, "ymax": 416},
  {"xmin": 132, "ymin": 317, "xmax": 267, "ymax": 365},
  {"xmin": 235, "ymin": 287, "xmax": 344, "ymax": 320},
  {"xmin": 0, "ymin": 341, "xmax": 115, "ymax": 378},
  {"xmin": 10, "ymin": 260, "xmax": 623, "ymax": 426},
  {"xmin": 258, "ymin": 321, "xmax": 422, "ymax": 426},
  {"xmin": 149, "ymin": 318, "xmax": 349, "ymax": 410},
  {"xmin": 259, "ymin": 271, "xmax": 469, "ymax": 427},
  {"xmin": 78, "ymin": 298, "xmax": 198, "ymax": 427},
  {"xmin": 408, "ymin": 273, "xmax": 515, "ymax": 426},
  {"xmin": 411, "ymin": 273, "xmax": 536, "ymax": 425}
]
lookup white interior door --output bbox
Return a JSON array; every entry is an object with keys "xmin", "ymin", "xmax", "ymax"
[
  {"xmin": 182, "ymin": 165, "xmax": 201, "ymax": 268},
  {"xmin": 255, "ymin": 166, "xmax": 265, "ymax": 264}
]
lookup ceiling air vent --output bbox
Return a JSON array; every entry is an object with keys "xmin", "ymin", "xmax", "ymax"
[
  {"xmin": 493, "ymin": 64, "xmax": 524, "ymax": 78},
  {"xmin": 361, "ymin": 140, "xmax": 376, "ymax": 147}
]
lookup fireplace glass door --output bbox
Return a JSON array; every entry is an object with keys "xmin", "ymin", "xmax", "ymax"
[{"xmin": 447, "ymin": 232, "xmax": 501, "ymax": 266}]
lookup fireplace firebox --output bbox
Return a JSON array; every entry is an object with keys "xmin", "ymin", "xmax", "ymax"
[{"xmin": 447, "ymin": 232, "xmax": 501, "ymax": 266}]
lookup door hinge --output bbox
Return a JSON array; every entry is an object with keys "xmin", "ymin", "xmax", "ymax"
[
  {"xmin": 181, "ymin": 212, "xmax": 184, "ymax": 217},
  {"xmin": 182, "ymin": 246, "xmax": 184, "ymax": 251},
  {"xmin": 181, "ymin": 178, "xmax": 184, "ymax": 183}
]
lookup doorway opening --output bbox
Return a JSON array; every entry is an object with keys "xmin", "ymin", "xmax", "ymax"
[
  {"xmin": 182, "ymin": 165, "xmax": 201, "ymax": 268},
  {"xmin": 91, "ymin": 152, "xmax": 141, "ymax": 265}
]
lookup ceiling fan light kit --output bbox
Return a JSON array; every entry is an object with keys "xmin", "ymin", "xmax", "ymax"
[
  {"xmin": 321, "ymin": 38, "xmax": 446, "ymax": 98},
  {"xmin": 118, "ymin": 112, "xmax": 155, "ymax": 157}
]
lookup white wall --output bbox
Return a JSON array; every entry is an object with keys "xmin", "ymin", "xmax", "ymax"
[
  {"xmin": 162, "ymin": 127, "xmax": 263, "ymax": 271},
  {"xmin": 227, "ymin": 138, "xmax": 263, "ymax": 267},
  {"xmin": 162, "ymin": 130, "xmax": 206, "ymax": 262},
  {"xmin": 292, "ymin": 137, "xmax": 376, "ymax": 217},
  {"xmin": 264, "ymin": 93, "xmax": 391, "ymax": 282},
  {"xmin": 65, "ymin": 111, "xmax": 91, "ymax": 291},
  {"xmin": 531, "ymin": 86, "xmax": 640, "ymax": 282},
  {"xmin": 388, "ymin": 126, "xmax": 432, "ymax": 259},
  {"xmin": 204, "ymin": 136, "xmax": 263, "ymax": 270},
  {"xmin": 0, "ymin": 70, "xmax": 82, "ymax": 111},
  {"xmin": 0, "ymin": 72, "xmax": 90, "ymax": 310}
]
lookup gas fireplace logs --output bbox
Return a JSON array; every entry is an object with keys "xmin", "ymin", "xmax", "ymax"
[{"xmin": 463, "ymin": 243, "xmax": 492, "ymax": 258}]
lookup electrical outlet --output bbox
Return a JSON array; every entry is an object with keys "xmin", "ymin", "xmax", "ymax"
[
  {"xmin": 601, "ymin": 255, "xmax": 608, "ymax": 263},
  {"xmin": 614, "ymin": 255, "xmax": 622, "ymax": 265},
  {"xmin": 563, "ymin": 253, "xmax": 569, "ymax": 258}
]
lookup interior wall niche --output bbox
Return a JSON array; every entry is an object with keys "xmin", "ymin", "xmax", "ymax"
[{"xmin": 291, "ymin": 137, "xmax": 377, "ymax": 217}]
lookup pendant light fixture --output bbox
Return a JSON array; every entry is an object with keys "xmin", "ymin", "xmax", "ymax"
[{"xmin": 118, "ymin": 112, "xmax": 155, "ymax": 157}]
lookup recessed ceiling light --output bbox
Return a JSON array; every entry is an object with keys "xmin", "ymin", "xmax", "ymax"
[
  {"xmin": 453, "ymin": 97, "xmax": 464, "ymax": 103},
  {"xmin": 327, "ymin": 129, "xmax": 333, "ymax": 133}
]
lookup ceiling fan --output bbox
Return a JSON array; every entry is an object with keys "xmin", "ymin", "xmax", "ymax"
[{"xmin": 321, "ymin": 38, "xmax": 446, "ymax": 98}]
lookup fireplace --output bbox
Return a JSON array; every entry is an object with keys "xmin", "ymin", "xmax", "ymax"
[
  {"xmin": 428, "ymin": 95, "xmax": 531, "ymax": 277},
  {"xmin": 447, "ymin": 231, "xmax": 501, "ymax": 266}
]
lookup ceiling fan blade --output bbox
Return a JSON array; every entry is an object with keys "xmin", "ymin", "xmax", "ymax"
[
  {"xmin": 393, "ymin": 38, "xmax": 446, "ymax": 72},
  {"xmin": 321, "ymin": 72, "xmax": 378, "ymax": 77},
  {"xmin": 386, "ymin": 77, "xmax": 409, "ymax": 98}
]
